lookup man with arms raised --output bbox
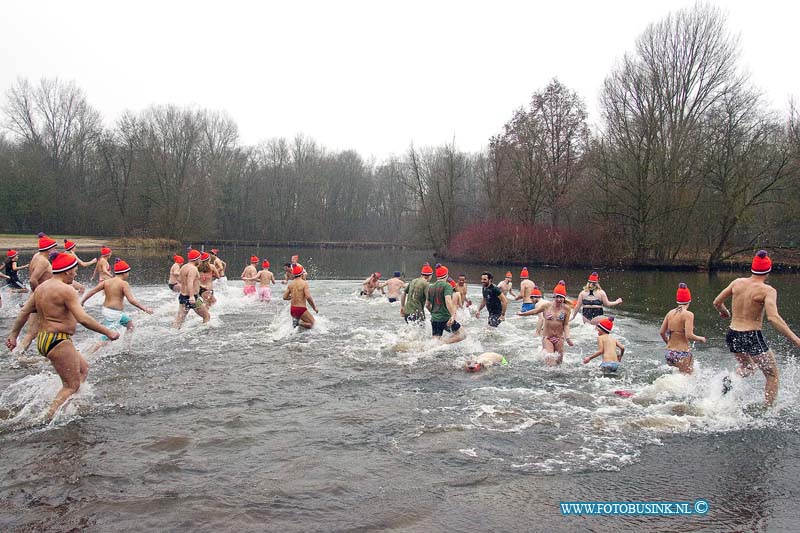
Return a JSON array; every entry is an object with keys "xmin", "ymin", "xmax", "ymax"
[
  {"xmin": 283, "ymin": 264, "xmax": 318, "ymax": 329},
  {"xmin": 6, "ymin": 253, "xmax": 119, "ymax": 420},
  {"xmin": 174, "ymin": 249, "xmax": 210, "ymax": 328},
  {"xmin": 713, "ymin": 250, "xmax": 800, "ymax": 407}
]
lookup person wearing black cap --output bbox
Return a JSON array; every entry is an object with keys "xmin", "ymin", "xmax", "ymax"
[{"xmin": 382, "ymin": 271, "xmax": 406, "ymax": 303}]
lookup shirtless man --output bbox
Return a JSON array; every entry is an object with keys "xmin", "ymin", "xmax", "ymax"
[
  {"xmin": 382, "ymin": 272, "xmax": 406, "ymax": 303},
  {"xmin": 174, "ymin": 249, "xmax": 210, "ymax": 328},
  {"xmin": 209, "ymin": 249, "xmax": 227, "ymax": 279},
  {"xmin": 241, "ymin": 256, "xmax": 259, "ymax": 297},
  {"xmin": 168, "ymin": 255, "xmax": 184, "ymax": 292},
  {"xmin": 515, "ymin": 267, "xmax": 536, "ymax": 313},
  {"xmin": 92, "ymin": 247, "xmax": 113, "ymax": 281},
  {"xmin": 283, "ymin": 264, "xmax": 318, "ymax": 329},
  {"xmin": 518, "ymin": 280, "xmax": 574, "ymax": 365},
  {"xmin": 659, "ymin": 283, "xmax": 706, "ymax": 374},
  {"xmin": 497, "ymin": 272, "xmax": 517, "ymax": 299},
  {"xmin": 81, "ymin": 258, "xmax": 154, "ymax": 352},
  {"xmin": 713, "ymin": 250, "xmax": 800, "ymax": 407},
  {"xmin": 361, "ymin": 272, "xmax": 384, "ymax": 297},
  {"xmin": 243, "ymin": 260, "xmax": 276, "ymax": 301},
  {"xmin": 583, "ymin": 317, "xmax": 625, "ymax": 374},
  {"xmin": 465, "ymin": 351, "xmax": 508, "ymax": 372},
  {"xmin": 16, "ymin": 235, "xmax": 58, "ymax": 353},
  {"xmin": 281, "ymin": 263, "xmax": 292, "ymax": 285},
  {"xmin": 6, "ymin": 252, "xmax": 119, "ymax": 420},
  {"xmin": 453, "ymin": 274, "xmax": 471, "ymax": 309}
]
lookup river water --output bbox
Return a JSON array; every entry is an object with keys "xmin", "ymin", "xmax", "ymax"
[{"xmin": 2, "ymin": 246, "xmax": 800, "ymax": 531}]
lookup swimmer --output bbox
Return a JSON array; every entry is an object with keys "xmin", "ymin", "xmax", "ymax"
[
  {"xmin": 241, "ymin": 255, "xmax": 259, "ymax": 297},
  {"xmin": 382, "ymin": 271, "xmax": 406, "ymax": 303},
  {"xmin": 4, "ymin": 249, "xmax": 30, "ymax": 293},
  {"xmin": 6, "ymin": 252, "xmax": 120, "ymax": 420},
  {"xmin": 518, "ymin": 280, "xmax": 573, "ymax": 365},
  {"xmin": 243, "ymin": 260, "xmax": 276, "ymax": 301},
  {"xmin": 582, "ymin": 317, "xmax": 625, "ymax": 374},
  {"xmin": 401, "ymin": 263, "xmax": 432, "ymax": 323},
  {"xmin": 713, "ymin": 250, "xmax": 800, "ymax": 407},
  {"xmin": 572, "ymin": 272, "xmax": 623, "ymax": 324},
  {"xmin": 81, "ymin": 258, "xmax": 154, "ymax": 353},
  {"xmin": 168, "ymin": 255, "xmax": 184, "ymax": 292},
  {"xmin": 497, "ymin": 271, "xmax": 517, "ymax": 299},
  {"xmin": 91, "ymin": 247, "xmax": 114, "ymax": 281},
  {"xmin": 426, "ymin": 264, "xmax": 465, "ymax": 344},
  {"xmin": 174, "ymin": 249, "xmax": 210, "ymax": 328},
  {"xmin": 283, "ymin": 264, "xmax": 318, "ymax": 329},
  {"xmin": 515, "ymin": 267, "xmax": 536, "ymax": 312},
  {"xmin": 361, "ymin": 272, "xmax": 384, "ymax": 297},
  {"xmin": 465, "ymin": 352, "xmax": 508, "ymax": 372},
  {"xmin": 475, "ymin": 271, "xmax": 507, "ymax": 327},
  {"xmin": 659, "ymin": 283, "xmax": 706, "ymax": 374}
]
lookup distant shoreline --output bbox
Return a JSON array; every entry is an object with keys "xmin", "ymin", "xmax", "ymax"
[{"xmin": 0, "ymin": 235, "xmax": 180, "ymax": 252}]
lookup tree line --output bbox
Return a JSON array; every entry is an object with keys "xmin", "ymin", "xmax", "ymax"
[{"xmin": 1, "ymin": 3, "xmax": 798, "ymax": 268}]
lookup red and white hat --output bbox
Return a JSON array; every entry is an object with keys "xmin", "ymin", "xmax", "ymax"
[
  {"xmin": 200, "ymin": 252, "xmax": 211, "ymax": 261},
  {"xmin": 597, "ymin": 316, "xmax": 614, "ymax": 333},
  {"xmin": 173, "ymin": 255, "xmax": 185, "ymax": 264},
  {"xmin": 505, "ymin": 271, "xmax": 512, "ymax": 278},
  {"xmin": 292, "ymin": 264, "xmax": 305, "ymax": 277},
  {"xmin": 101, "ymin": 246, "xmax": 112, "ymax": 256},
  {"xmin": 262, "ymin": 260, "xmax": 270, "ymax": 268},
  {"xmin": 187, "ymin": 249, "xmax": 201, "ymax": 261},
  {"xmin": 250, "ymin": 255, "xmax": 259, "ymax": 263},
  {"xmin": 38, "ymin": 235, "xmax": 57, "ymax": 252},
  {"xmin": 114, "ymin": 258, "xmax": 131, "ymax": 274},
  {"xmin": 63, "ymin": 239, "xmax": 77, "ymax": 251},
  {"xmin": 751, "ymin": 250, "xmax": 772, "ymax": 275},
  {"xmin": 421, "ymin": 262, "xmax": 433, "ymax": 275},
  {"xmin": 553, "ymin": 280, "xmax": 567, "ymax": 297},
  {"xmin": 520, "ymin": 267, "xmax": 529, "ymax": 279},
  {"xmin": 532, "ymin": 287, "xmax": 543, "ymax": 299},
  {"xmin": 7, "ymin": 249, "xmax": 18, "ymax": 259},
  {"xmin": 588, "ymin": 272, "xmax": 600, "ymax": 283},
  {"xmin": 676, "ymin": 283, "xmax": 691, "ymax": 305},
  {"xmin": 436, "ymin": 265, "xmax": 449, "ymax": 280},
  {"xmin": 51, "ymin": 252, "xmax": 78, "ymax": 273},
  {"xmin": 211, "ymin": 248, "xmax": 219, "ymax": 254}
]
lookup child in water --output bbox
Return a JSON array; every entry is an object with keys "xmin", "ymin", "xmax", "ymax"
[{"xmin": 583, "ymin": 317, "xmax": 625, "ymax": 373}]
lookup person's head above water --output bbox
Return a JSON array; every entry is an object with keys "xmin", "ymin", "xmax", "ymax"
[{"xmin": 751, "ymin": 250, "xmax": 772, "ymax": 276}]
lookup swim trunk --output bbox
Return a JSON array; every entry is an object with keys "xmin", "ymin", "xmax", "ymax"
[
  {"xmin": 100, "ymin": 307, "xmax": 131, "ymax": 341},
  {"xmin": 388, "ymin": 297, "xmax": 398, "ymax": 303},
  {"xmin": 178, "ymin": 294, "xmax": 201, "ymax": 310},
  {"xmin": 199, "ymin": 286, "xmax": 213, "ymax": 297},
  {"xmin": 431, "ymin": 320, "xmax": 461, "ymax": 337},
  {"xmin": 582, "ymin": 307, "xmax": 603, "ymax": 321},
  {"xmin": 725, "ymin": 329, "xmax": 769, "ymax": 356},
  {"xmin": 290, "ymin": 306, "xmax": 307, "ymax": 319},
  {"xmin": 488, "ymin": 314, "xmax": 502, "ymax": 327},
  {"xmin": 665, "ymin": 349, "xmax": 692, "ymax": 366},
  {"xmin": 258, "ymin": 287, "xmax": 271, "ymax": 301},
  {"xmin": 168, "ymin": 282, "xmax": 177, "ymax": 291},
  {"xmin": 600, "ymin": 361, "xmax": 620, "ymax": 372},
  {"xmin": 36, "ymin": 331, "xmax": 72, "ymax": 357},
  {"xmin": 521, "ymin": 302, "xmax": 535, "ymax": 313},
  {"xmin": 244, "ymin": 285, "xmax": 256, "ymax": 296}
]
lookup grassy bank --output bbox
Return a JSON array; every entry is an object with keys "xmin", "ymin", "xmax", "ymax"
[{"xmin": 0, "ymin": 234, "xmax": 180, "ymax": 251}]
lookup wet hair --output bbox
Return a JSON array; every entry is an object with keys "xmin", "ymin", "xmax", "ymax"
[
  {"xmin": 482, "ymin": 271, "xmax": 493, "ymax": 281},
  {"xmin": 198, "ymin": 261, "xmax": 211, "ymax": 273}
]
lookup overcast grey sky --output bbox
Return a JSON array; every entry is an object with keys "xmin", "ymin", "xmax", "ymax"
[{"xmin": 1, "ymin": 0, "xmax": 797, "ymax": 159}]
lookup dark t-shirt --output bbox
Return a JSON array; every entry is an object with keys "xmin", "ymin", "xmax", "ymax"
[{"xmin": 482, "ymin": 284, "xmax": 503, "ymax": 315}]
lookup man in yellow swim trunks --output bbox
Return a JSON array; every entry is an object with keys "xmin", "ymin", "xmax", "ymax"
[{"xmin": 6, "ymin": 253, "xmax": 120, "ymax": 420}]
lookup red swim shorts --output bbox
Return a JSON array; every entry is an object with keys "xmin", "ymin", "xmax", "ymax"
[
  {"xmin": 243, "ymin": 285, "xmax": 256, "ymax": 296},
  {"xmin": 290, "ymin": 306, "xmax": 307, "ymax": 319}
]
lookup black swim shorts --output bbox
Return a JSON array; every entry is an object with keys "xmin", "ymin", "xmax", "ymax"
[
  {"xmin": 488, "ymin": 314, "xmax": 502, "ymax": 327},
  {"xmin": 431, "ymin": 320, "xmax": 461, "ymax": 337},
  {"xmin": 178, "ymin": 293, "xmax": 199, "ymax": 310},
  {"xmin": 725, "ymin": 329, "xmax": 769, "ymax": 356}
]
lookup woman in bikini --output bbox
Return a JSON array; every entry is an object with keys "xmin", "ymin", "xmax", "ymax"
[
  {"xmin": 197, "ymin": 253, "xmax": 220, "ymax": 308},
  {"xmin": 572, "ymin": 272, "xmax": 623, "ymax": 324},
  {"xmin": 659, "ymin": 283, "xmax": 706, "ymax": 374},
  {"xmin": 519, "ymin": 280, "xmax": 574, "ymax": 365}
]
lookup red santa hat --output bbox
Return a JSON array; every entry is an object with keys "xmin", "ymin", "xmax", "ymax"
[
  {"xmin": 421, "ymin": 262, "xmax": 433, "ymax": 275},
  {"xmin": 553, "ymin": 280, "xmax": 567, "ymax": 297},
  {"xmin": 292, "ymin": 264, "xmax": 305, "ymax": 277},
  {"xmin": 187, "ymin": 249, "xmax": 201, "ymax": 261},
  {"xmin": 38, "ymin": 235, "xmax": 58, "ymax": 252},
  {"xmin": 597, "ymin": 316, "xmax": 615, "ymax": 333},
  {"xmin": 101, "ymin": 247, "xmax": 112, "ymax": 256},
  {"xmin": 676, "ymin": 283, "xmax": 691, "ymax": 305},
  {"xmin": 532, "ymin": 287, "xmax": 543, "ymax": 299},
  {"xmin": 51, "ymin": 252, "xmax": 78, "ymax": 273},
  {"xmin": 7, "ymin": 249, "xmax": 18, "ymax": 259},
  {"xmin": 262, "ymin": 260, "xmax": 270, "ymax": 268},
  {"xmin": 520, "ymin": 267, "xmax": 529, "ymax": 279},
  {"xmin": 63, "ymin": 239, "xmax": 77, "ymax": 251},
  {"xmin": 588, "ymin": 272, "xmax": 600, "ymax": 283},
  {"xmin": 250, "ymin": 255, "xmax": 259, "ymax": 263},
  {"xmin": 114, "ymin": 258, "xmax": 131, "ymax": 274},
  {"xmin": 436, "ymin": 265, "xmax": 449, "ymax": 280},
  {"xmin": 200, "ymin": 252, "xmax": 211, "ymax": 261},
  {"xmin": 751, "ymin": 250, "xmax": 772, "ymax": 275},
  {"xmin": 173, "ymin": 255, "xmax": 184, "ymax": 264}
]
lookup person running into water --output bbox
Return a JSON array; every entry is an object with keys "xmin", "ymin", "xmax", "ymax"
[
  {"xmin": 5, "ymin": 249, "xmax": 30, "ymax": 293},
  {"xmin": 283, "ymin": 264, "xmax": 318, "ymax": 329},
  {"xmin": 81, "ymin": 259, "xmax": 154, "ymax": 353},
  {"xmin": 281, "ymin": 262, "xmax": 292, "ymax": 284},
  {"xmin": 465, "ymin": 352, "xmax": 508, "ymax": 372},
  {"xmin": 168, "ymin": 255, "xmax": 184, "ymax": 292},
  {"xmin": 243, "ymin": 260, "xmax": 276, "ymax": 301},
  {"xmin": 16, "ymin": 235, "xmax": 58, "ymax": 353},
  {"xmin": 401, "ymin": 263, "xmax": 432, "ymax": 323},
  {"xmin": 497, "ymin": 271, "xmax": 517, "ymax": 299},
  {"xmin": 515, "ymin": 267, "xmax": 536, "ymax": 312},
  {"xmin": 174, "ymin": 249, "xmax": 210, "ymax": 328},
  {"xmin": 209, "ymin": 249, "xmax": 227, "ymax": 281},
  {"xmin": 198, "ymin": 252, "xmax": 219, "ymax": 307},
  {"xmin": 6, "ymin": 252, "xmax": 120, "ymax": 420},
  {"xmin": 659, "ymin": 283, "xmax": 706, "ymax": 374},
  {"xmin": 519, "ymin": 280, "xmax": 573, "ymax": 365},
  {"xmin": 92, "ymin": 247, "xmax": 114, "ymax": 281},
  {"xmin": 382, "ymin": 272, "xmax": 405, "ymax": 303},
  {"xmin": 531, "ymin": 286, "xmax": 545, "ymax": 337},
  {"xmin": 475, "ymin": 271, "xmax": 507, "ymax": 327},
  {"xmin": 241, "ymin": 256, "xmax": 259, "ymax": 296},
  {"xmin": 583, "ymin": 317, "xmax": 625, "ymax": 374},
  {"xmin": 62, "ymin": 239, "xmax": 96, "ymax": 296},
  {"xmin": 361, "ymin": 272, "xmax": 384, "ymax": 297},
  {"xmin": 453, "ymin": 273, "xmax": 471, "ymax": 309},
  {"xmin": 712, "ymin": 250, "xmax": 800, "ymax": 407},
  {"xmin": 426, "ymin": 264, "xmax": 465, "ymax": 344},
  {"xmin": 572, "ymin": 272, "xmax": 623, "ymax": 324}
]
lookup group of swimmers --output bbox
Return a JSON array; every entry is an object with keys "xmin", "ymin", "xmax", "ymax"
[{"xmin": 3, "ymin": 237, "xmax": 800, "ymax": 421}]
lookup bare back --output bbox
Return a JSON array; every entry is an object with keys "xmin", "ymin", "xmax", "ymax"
[
  {"xmin": 169, "ymin": 263, "xmax": 181, "ymax": 284},
  {"xmin": 100, "ymin": 277, "xmax": 128, "ymax": 310},
  {"xmin": 179, "ymin": 263, "xmax": 200, "ymax": 296},
  {"xmin": 256, "ymin": 269, "xmax": 275, "ymax": 287},
  {"xmin": 728, "ymin": 277, "xmax": 771, "ymax": 331},
  {"xmin": 519, "ymin": 279, "xmax": 534, "ymax": 302},
  {"xmin": 286, "ymin": 278, "xmax": 311, "ymax": 307},
  {"xmin": 34, "ymin": 278, "xmax": 80, "ymax": 334},
  {"xmin": 29, "ymin": 252, "xmax": 53, "ymax": 290}
]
